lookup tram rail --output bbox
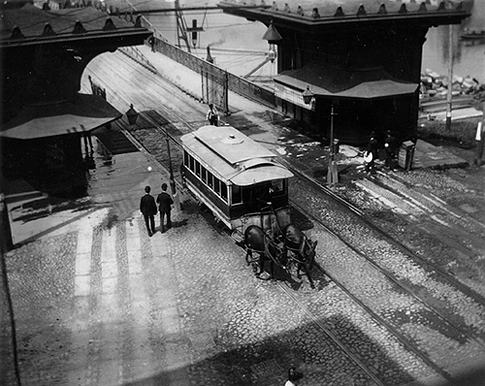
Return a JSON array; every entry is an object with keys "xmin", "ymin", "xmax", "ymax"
[
  {"xmin": 102, "ymin": 53, "xmax": 485, "ymax": 384},
  {"xmin": 127, "ymin": 110, "xmax": 485, "ymax": 385}
]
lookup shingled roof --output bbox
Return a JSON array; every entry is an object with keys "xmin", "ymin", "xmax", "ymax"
[
  {"xmin": 0, "ymin": 3, "xmax": 146, "ymax": 45},
  {"xmin": 219, "ymin": 0, "xmax": 470, "ymax": 25}
]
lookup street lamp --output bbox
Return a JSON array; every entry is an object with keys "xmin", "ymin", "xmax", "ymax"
[
  {"xmin": 262, "ymin": 20, "xmax": 282, "ymax": 64},
  {"xmin": 126, "ymin": 104, "xmax": 138, "ymax": 125},
  {"xmin": 302, "ymin": 86, "xmax": 338, "ymax": 184},
  {"xmin": 164, "ymin": 131, "xmax": 180, "ymax": 211},
  {"xmin": 302, "ymin": 86, "xmax": 313, "ymax": 105}
]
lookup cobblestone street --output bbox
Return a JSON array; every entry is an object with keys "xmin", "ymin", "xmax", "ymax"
[
  {"xmin": 2, "ymin": 43, "xmax": 485, "ymax": 386},
  {"xmin": 0, "ymin": 201, "xmax": 436, "ymax": 386}
]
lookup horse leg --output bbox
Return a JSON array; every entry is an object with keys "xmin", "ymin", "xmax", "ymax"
[
  {"xmin": 296, "ymin": 260, "xmax": 302, "ymax": 279},
  {"xmin": 245, "ymin": 249, "xmax": 252, "ymax": 266},
  {"xmin": 302, "ymin": 263, "xmax": 315, "ymax": 289},
  {"xmin": 255, "ymin": 253, "xmax": 264, "ymax": 276}
]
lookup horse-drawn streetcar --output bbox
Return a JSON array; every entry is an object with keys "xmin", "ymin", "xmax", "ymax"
[
  {"xmin": 180, "ymin": 125, "xmax": 293, "ymax": 237},
  {"xmin": 181, "ymin": 125, "xmax": 320, "ymax": 288}
]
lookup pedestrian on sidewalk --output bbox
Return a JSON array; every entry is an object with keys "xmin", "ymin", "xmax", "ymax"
[
  {"xmin": 156, "ymin": 183, "xmax": 173, "ymax": 233},
  {"xmin": 384, "ymin": 130, "xmax": 396, "ymax": 170},
  {"xmin": 365, "ymin": 131, "xmax": 379, "ymax": 175},
  {"xmin": 206, "ymin": 103, "xmax": 219, "ymax": 126},
  {"xmin": 140, "ymin": 186, "xmax": 157, "ymax": 236},
  {"xmin": 149, "ymin": 35, "xmax": 155, "ymax": 52}
]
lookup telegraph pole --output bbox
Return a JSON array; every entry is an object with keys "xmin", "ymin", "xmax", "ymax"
[{"xmin": 445, "ymin": 24, "xmax": 454, "ymax": 131}]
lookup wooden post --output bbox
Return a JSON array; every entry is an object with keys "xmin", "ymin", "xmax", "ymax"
[
  {"xmin": 327, "ymin": 103, "xmax": 338, "ymax": 184},
  {"xmin": 445, "ymin": 24, "xmax": 453, "ymax": 131}
]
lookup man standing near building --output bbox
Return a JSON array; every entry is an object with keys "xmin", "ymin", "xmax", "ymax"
[
  {"xmin": 206, "ymin": 103, "xmax": 219, "ymax": 126},
  {"xmin": 384, "ymin": 130, "xmax": 396, "ymax": 170},
  {"xmin": 157, "ymin": 183, "xmax": 174, "ymax": 233},
  {"xmin": 365, "ymin": 131, "xmax": 379, "ymax": 175},
  {"xmin": 140, "ymin": 186, "xmax": 157, "ymax": 236}
]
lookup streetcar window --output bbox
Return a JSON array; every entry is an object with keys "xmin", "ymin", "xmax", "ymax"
[
  {"xmin": 195, "ymin": 161, "xmax": 201, "ymax": 177},
  {"xmin": 207, "ymin": 172, "xmax": 213, "ymax": 188},
  {"xmin": 214, "ymin": 178, "xmax": 220, "ymax": 194},
  {"xmin": 271, "ymin": 179, "xmax": 284, "ymax": 194},
  {"xmin": 184, "ymin": 151, "xmax": 189, "ymax": 166},
  {"xmin": 221, "ymin": 183, "xmax": 227, "ymax": 201},
  {"xmin": 201, "ymin": 167, "xmax": 207, "ymax": 183},
  {"xmin": 189, "ymin": 155, "xmax": 195, "ymax": 171},
  {"xmin": 232, "ymin": 185, "xmax": 242, "ymax": 204}
]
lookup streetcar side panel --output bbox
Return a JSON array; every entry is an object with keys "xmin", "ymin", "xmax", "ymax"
[{"xmin": 182, "ymin": 150, "xmax": 232, "ymax": 226}]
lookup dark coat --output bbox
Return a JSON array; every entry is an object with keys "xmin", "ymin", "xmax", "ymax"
[
  {"xmin": 366, "ymin": 137, "xmax": 378, "ymax": 158},
  {"xmin": 157, "ymin": 191, "xmax": 173, "ymax": 213},
  {"xmin": 385, "ymin": 134, "xmax": 396, "ymax": 154},
  {"xmin": 140, "ymin": 194, "xmax": 157, "ymax": 216}
]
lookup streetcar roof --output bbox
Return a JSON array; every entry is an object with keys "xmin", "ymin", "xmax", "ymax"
[
  {"xmin": 181, "ymin": 125, "xmax": 293, "ymax": 184},
  {"xmin": 230, "ymin": 164, "xmax": 293, "ymax": 186}
]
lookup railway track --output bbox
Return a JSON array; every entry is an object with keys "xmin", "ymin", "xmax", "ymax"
[
  {"xmin": 129, "ymin": 108, "xmax": 485, "ymax": 385},
  {"xmin": 87, "ymin": 51, "xmax": 485, "ymax": 384},
  {"xmin": 288, "ymin": 167, "xmax": 485, "ymax": 341}
]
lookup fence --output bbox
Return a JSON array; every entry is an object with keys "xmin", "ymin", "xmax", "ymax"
[{"xmin": 154, "ymin": 38, "xmax": 276, "ymax": 110}]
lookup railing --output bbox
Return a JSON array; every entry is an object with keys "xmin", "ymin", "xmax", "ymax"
[
  {"xmin": 154, "ymin": 38, "xmax": 276, "ymax": 109},
  {"xmin": 118, "ymin": 46, "xmax": 158, "ymax": 74}
]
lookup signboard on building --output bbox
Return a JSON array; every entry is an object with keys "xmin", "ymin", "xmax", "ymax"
[{"xmin": 274, "ymin": 83, "xmax": 315, "ymax": 111}]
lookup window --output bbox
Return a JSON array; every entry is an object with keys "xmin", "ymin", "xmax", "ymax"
[
  {"xmin": 189, "ymin": 155, "xmax": 195, "ymax": 172},
  {"xmin": 221, "ymin": 183, "xmax": 227, "ymax": 201},
  {"xmin": 232, "ymin": 185, "xmax": 242, "ymax": 204},
  {"xmin": 195, "ymin": 161, "xmax": 201, "ymax": 177},
  {"xmin": 201, "ymin": 168, "xmax": 207, "ymax": 183},
  {"xmin": 207, "ymin": 172, "xmax": 213, "ymax": 188},
  {"xmin": 271, "ymin": 179, "xmax": 284, "ymax": 195},
  {"xmin": 214, "ymin": 178, "xmax": 220, "ymax": 194},
  {"xmin": 184, "ymin": 151, "xmax": 189, "ymax": 166}
]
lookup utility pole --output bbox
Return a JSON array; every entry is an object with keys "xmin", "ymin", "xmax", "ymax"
[
  {"xmin": 446, "ymin": 24, "xmax": 454, "ymax": 131},
  {"xmin": 327, "ymin": 104, "xmax": 338, "ymax": 184},
  {"xmin": 165, "ymin": 133, "xmax": 180, "ymax": 212}
]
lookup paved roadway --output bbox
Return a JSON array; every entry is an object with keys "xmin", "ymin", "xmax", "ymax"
[{"xmin": 2, "ymin": 46, "xmax": 485, "ymax": 386}]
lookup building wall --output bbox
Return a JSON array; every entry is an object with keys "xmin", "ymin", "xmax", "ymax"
[{"xmin": 275, "ymin": 23, "xmax": 425, "ymax": 145}]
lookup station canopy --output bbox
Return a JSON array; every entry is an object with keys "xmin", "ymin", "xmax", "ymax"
[
  {"xmin": 275, "ymin": 64, "xmax": 419, "ymax": 99},
  {"xmin": 0, "ymin": 94, "xmax": 122, "ymax": 139}
]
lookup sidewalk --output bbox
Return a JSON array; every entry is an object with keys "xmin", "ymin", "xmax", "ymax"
[{"xmin": 6, "ymin": 127, "xmax": 186, "ymax": 246}]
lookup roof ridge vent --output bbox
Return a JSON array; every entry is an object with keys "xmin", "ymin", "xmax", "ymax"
[
  {"xmin": 10, "ymin": 26, "xmax": 24, "ymax": 40},
  {"xmin": 221, "ymin": 134, "xmax": 244, "ymax": 145},
  {"xmin": 356, "ymin": 5, "xmax": 366, "ymax": 16},
  {"xmin": 42, "ymin": 23, "xmax": 56, "ymax": 36},
  {"xmin": 398, "ymin": 4, "xmax": 408, "ymax": 14},
  {"xmin": 418, "ymin": 2, "xmax": 427, "ymax": 13},
  {"xmin": 378, "ymin": 4, "xmax": 387, "ymax": 14},
  {"xmin": 334, "ymin": 6, "xmax": 345, "ymax": 17}
]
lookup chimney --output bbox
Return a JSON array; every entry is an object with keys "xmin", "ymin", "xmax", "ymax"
[{"xmin": 206, "ymin": 46, "xmax": 214, "ymax": 64}]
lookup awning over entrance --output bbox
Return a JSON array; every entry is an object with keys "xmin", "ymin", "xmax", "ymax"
[
  {"xmin": 274, "ymin": 64, "xmax": 419, "ymax": 101},
  {"xmin": 0, "ymin": 94, "xmax": 122, "ymax": 139}
]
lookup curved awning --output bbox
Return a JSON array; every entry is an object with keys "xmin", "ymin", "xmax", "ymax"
[
  {"xmin": 230, "ymin": 164, "xmax": 294, "ymax": 186},
  {"xmin": 275, "ymin": 64, "xmax": 419, "ymax": 100},
  {"xmin": 0, "ymin": 93, "xmax": 121, "ymax": 139}
]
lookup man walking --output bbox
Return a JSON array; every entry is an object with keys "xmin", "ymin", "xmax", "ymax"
[
  {"xmin": 140, "ymin": 186, "xmax": 157, "ymax": 236},
  {"xmin": 206, "ymin": 103, "xmax": 219, "ymax": 126},
  {"xmin": 157, "ymin": 183, "xmax": 174, "ymax": 233}
]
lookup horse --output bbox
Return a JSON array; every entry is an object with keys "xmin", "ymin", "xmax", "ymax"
[
  {"xmin": 244, "ymin": 225, "xmax": 288, "ymax": 280},
  {"xmin": 280, "ymin": 224, "xmax": 318, "ymax": 288}
]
